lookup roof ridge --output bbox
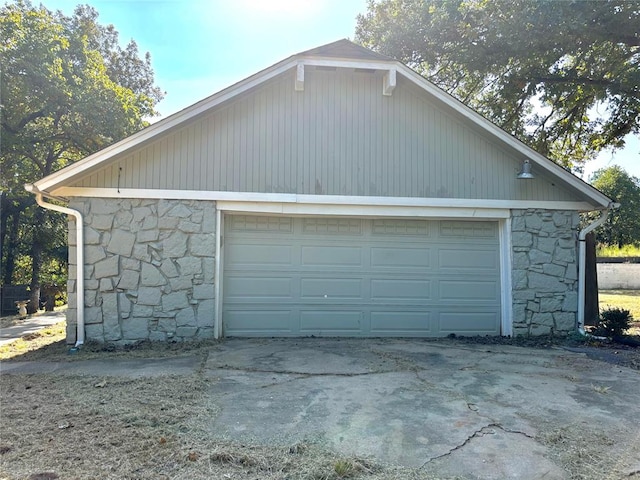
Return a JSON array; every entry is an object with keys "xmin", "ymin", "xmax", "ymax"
[{"xmin": 295, "ymin": 39, "xmax": 395, "ymax": 62}]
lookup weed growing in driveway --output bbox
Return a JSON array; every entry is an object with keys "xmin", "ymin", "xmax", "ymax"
[
  {"xmin": 591, "ymin": 384, "xmax": 612, "ymax": 394},
  {"xmin": 334, "ymin": 459, "xmax": 357, "ymax": 477}
]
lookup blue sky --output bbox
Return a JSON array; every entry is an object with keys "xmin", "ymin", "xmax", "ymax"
[{"xmin": 39, "ymin": 0, "xmax": 640, "ymax": 180}]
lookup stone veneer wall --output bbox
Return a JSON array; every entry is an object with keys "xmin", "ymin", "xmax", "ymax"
[
  {"xmin": 511, "ymin": 209, "xmax": 579, "ymax": 335},
  {"xmin": 67, "ymin": 198, "xmax": 216, "ymax": 344}
]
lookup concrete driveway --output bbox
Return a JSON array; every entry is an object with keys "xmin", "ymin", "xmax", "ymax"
[
  {"xmin": 205, "ymin": 338, "xmax": 640, "ymax": 478},
  {"xmin": 3, "ymin": 338, "xmax": 639, "ymax": 478}
]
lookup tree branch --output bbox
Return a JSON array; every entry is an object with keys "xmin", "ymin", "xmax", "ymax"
[
  {"xmin": 530, "ymin": 75, "xmax": 630, "ymax": 92},
  {"xmin": 1, "ymin": 109, "xmax": 48, "ymax": 134}
]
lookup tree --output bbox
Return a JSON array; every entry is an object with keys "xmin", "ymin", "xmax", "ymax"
[
  {"xmin": 1, "ymin": 1, "xmax": 164, "ymax": 312},
  {"xmin": 590, "ymin": 166, "xmax": 640, "ymax": 247},
  {"xmin": 355, "ymin": 0, "xmax": 640, "ymax": 169}
]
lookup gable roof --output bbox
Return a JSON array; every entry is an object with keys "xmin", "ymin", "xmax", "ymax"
[{"xmin": 32, "ymin": 40, "xmax": 612, "ymax": 209}]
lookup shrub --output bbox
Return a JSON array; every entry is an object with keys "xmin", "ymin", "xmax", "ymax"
[{"xmin": 593, "ymin": 307, "xmax": 633, "ymax": 337}]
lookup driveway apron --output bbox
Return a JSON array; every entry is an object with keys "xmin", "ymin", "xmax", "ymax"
[{"xmin": 203, "ymin": 338, "xmax": 640, "ymax": 478}]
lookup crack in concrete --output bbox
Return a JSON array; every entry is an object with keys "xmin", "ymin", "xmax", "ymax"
[
  {"xmin": 421, "ymin": 423, "xmax": 538, "ymax": 468},
  {"xmin": 207, "ymin": 364, "xmax": 395, "ymax": 377}
]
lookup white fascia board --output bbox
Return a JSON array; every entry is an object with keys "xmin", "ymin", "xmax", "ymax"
[
  {"xmin": 217, "ymin": 201, "xmax": 509, "ymax": 219},
  {"xmin": 34, "ymin": 58, "xmax": 300, "ymax": 193},
  {"xmin": 52, "ymin": 187, "xmax": 596, "ymax": 212},
  {"xmin": 394, "ymin": 64, "xmax": 612, "ymax": 208}
]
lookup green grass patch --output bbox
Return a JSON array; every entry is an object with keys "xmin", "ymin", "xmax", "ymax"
[
  {"xmin": 599, "ymin": 290, "xmax": 640, "ymax": 318},
  {"xmin": 599, "ymin": 290, "xmax": 640, "ymax": 333},
  {"xmin": 596, "ymin": 244, "xmax": 640, "ymax": 257},
  {"xmin": 0, "ymin": 321, "xmax": 67, "ymax": 360}
]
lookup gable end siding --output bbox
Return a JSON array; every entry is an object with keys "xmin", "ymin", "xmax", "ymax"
[{"xmin": 71, "ymin": 68, "xmax": 580, "ymax": 202}]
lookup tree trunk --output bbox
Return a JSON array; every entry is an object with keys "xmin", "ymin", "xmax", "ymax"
[
  {"xmin": 584, "ymin": 232, "xmax": 599, "ymax": 326},
  {"xmin": 0, "ymin": 192, "xmax": 7, "ymax": 278},
  {"xmin": 28, "ymin": 208, "xmax": 45, "ymax": 314},
  {"xmin": 2, "ymin": 211, "xmax": 21, "ymax": 285}
]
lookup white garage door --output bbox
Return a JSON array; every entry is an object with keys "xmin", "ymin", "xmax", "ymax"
[{"xmin": 223, "ymin": 215, "xmax": 501, "ymax": 337}]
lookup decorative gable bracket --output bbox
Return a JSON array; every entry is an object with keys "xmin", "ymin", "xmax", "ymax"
[
  {"xmin": 295, "ymin": 60, "xmax": 397, "ymax": 96},
  {"xmin": 383, "ymin": 69, "xmax": 396, "ymax": 96},
  {"xmin": 295, "ymin": 63, "xmax": 305, "ymax": 91}
]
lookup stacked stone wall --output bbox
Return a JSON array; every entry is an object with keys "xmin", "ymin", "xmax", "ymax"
[
  {"xmin": 511, "ymin": 209, "xmax": 579, "ymax": 335},
  {"xmin": 67, "ymin": 198, "xmax": 216, "ymax": 344}
]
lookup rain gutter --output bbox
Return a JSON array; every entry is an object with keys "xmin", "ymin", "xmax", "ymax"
[
  {"xmin": 24, "ymin": 184, "xmax": 84, "ymax": 347},
  {"xmin": 577, "ymin": 203, "xmax": 619, "ymax": 334}
]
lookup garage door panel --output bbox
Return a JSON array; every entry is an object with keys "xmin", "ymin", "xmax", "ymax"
[
  {"xmin": 438, "ymin": 280, "xmax": 499, "ymax": 301},
  {"xmin": 225, "ymin": 276, "xmax": 292, "ymax": 299},
  {"xmin": 224, "ymin": 310, "xmax": 294, "ymax": 335},
  {"xmin": 370, "ymin": 311, "xmax": 431, "ymax": 334},
  {"xmin": 439, "ymin": 311, "xmax": 499, "ymax": 334},
  {"xmin": 300, "ymin": 278, "xmax": 362, "ymax": 299},
  {"xmin": 370, "ymin": 247, "xmax": 431, "ymax": 269},
  {"xmin": 301, "ymin": 245, "xmax": 363, "ymax": 267},
  {"xmin": 439, "ymin": 221, "xmax": 497, "ymax": 240},
  {"xmin": 372, "ymin": 219, "xmax": 430, "ymax": 236},
  {"xmin": 228, "ymin": 215, "xmax": 293, "ymax": 233},
  {"xmin": 300, "ymin": 311, "xmax": 363, "ymax": 333},
  {"xmin": 302, "ymin": 218, "xmax": 363, "ymax": 235},
  {"xmin": 371, "ymin": 279, "xmax": 431, "ymax": 300},
  {"xmin": 438, "ymin": 248, "xmax": 499, "ymax": 270},
  {"xmin": 226, "ymin": 244, "xmax": 293, "ymax": 267},
  {"xmin": 224, "ymin": 215, "xmax": 501, "ymax": 337}
]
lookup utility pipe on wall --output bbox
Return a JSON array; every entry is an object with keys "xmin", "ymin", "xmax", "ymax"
[
  {"xmin": 577, "ymin": 203, "xmax": 617, "ymax": 334},
  {"xmin": 25, "ymin": 184, "xmax": 85, "ymax": 347}
]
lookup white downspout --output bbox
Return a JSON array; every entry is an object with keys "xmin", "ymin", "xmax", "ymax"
[
  {"xmin": 577, "ymin": 203, "xmax": 617, "ymax": 334},
  {"xmin": 24, "ymin": 184, "xmax": 85, "ymax": 347}
]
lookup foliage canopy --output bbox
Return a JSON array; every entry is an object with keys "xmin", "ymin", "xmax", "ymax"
[
  {"xmin": 356, "ymin": 0, "xmax": 640, "ymax": 169},
  {"xmin": 0, "ymin": 1, "xmax": 163, "ymax": 311},
  {"xmin": 590, "ymin": 166, "xmax": 640, "ymax": 247}
]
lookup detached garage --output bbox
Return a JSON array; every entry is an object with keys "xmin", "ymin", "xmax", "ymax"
[{"xmin": 27, "ymin": 40, "xmax": 613, "ymax": 345}]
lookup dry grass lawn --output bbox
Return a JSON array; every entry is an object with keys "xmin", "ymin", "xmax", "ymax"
[{"xmin": 0, "ymin": 369, "xmax": 434, "ymax": 480}]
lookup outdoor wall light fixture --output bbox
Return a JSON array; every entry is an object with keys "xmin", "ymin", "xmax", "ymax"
[{"xmin": 517, "ymin": 159, "xmax": 534, "ymax": 179}]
